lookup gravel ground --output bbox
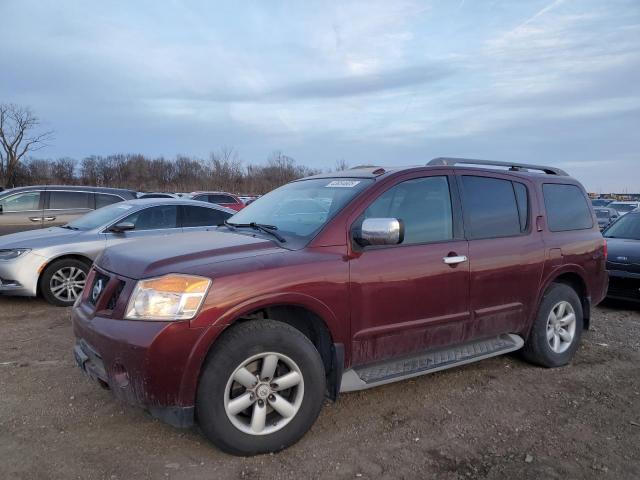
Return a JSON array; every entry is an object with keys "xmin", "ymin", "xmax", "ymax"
[{"xmin": 0, "ymin": 297, "xmax": 638, "ymax": 480}]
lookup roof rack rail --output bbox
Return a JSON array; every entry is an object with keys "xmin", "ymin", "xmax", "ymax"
[{"xmin": 427, "ymin": 157, "xmax": 568, "ymax": 176}]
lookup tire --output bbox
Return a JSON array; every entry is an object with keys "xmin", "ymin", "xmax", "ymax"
[
  {"xmin": 40, "ymin": 258, "xmax": 90, "ymax": 307},
  {"xmin": 522, "ymin": 282, "xmax": 584, "ymax": 368},
  {"xmin": 196, "ymin": 320, "xmax": 326, "ymax": 456}
]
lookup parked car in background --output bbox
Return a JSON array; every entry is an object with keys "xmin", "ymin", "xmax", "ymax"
[
  {"xmin": 190, "ymin": 191, "xmax": 245, "ymax": 211},
  {"xmin": 238, "ymin": 195, "xmax": 260, "ymax": 205},
  {"xmin": 137, "ymin": 192, "xmax": 179, "ymax": 199},
  {"xmin": 591, "ymin": 198, "xmax": 614, "ymax": 207},
  {"xmin": 72, "ymin": 158, "xmax": 607, "ymax": 456},
  {"xmin": 609, "ymin": 201, "xmax": 640, "ymax": 217},
  {"xmin": 0, "ymin": 199, "xmax": 233, "ymax": 306},
  {"xmin": 0, "ymin": 186, "xmax": 136, "ymax": 236},
  {"xmin": 603, "ymin": 209, "xmax": 640, "ymax": 302},
  {"xmin": 594, "ymin": 207, "xmax": 619, "ymax": 230}
]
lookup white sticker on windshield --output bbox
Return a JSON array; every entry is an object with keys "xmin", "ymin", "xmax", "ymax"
[{"xmin": 325, "ymin": 180, "xmax": 361, "ymax": 188}]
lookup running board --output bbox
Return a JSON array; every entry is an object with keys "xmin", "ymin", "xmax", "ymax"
[{"xmin": 340, "ymin": 334, "xmax": 523, "ymax": 392}]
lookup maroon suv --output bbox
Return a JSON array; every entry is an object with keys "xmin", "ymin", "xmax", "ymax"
[{"xmin": 72, "ymin": 158, "xmax": 608, "ymax": 455}]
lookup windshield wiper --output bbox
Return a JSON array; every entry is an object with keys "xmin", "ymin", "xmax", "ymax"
[
  {"xmin": 58, "ymin": 225, "xmax": 79, "ymax": 230},
  {"xmin": 224, "ymin": 221, "xmax": 286, "ymax": 243}
]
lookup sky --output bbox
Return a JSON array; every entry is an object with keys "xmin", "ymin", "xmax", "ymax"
[{"xmin": 1, "ymin": 0, "xmax": 639, "ymax": 192}]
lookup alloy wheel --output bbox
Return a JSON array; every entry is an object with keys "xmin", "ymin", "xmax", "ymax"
[
  {"xmin": 49, "ymin": 266, "xmax": 87, "ymax": 302},
  {"xmin": 546, "ymin": 300, "xmax": 577, "ymax": 354},
  {"xmin": 224, "ymin": 352, "xmax": 304, "ymax": 436}
]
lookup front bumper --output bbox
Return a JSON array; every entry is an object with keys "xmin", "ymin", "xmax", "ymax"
[
  {"xmin": 72, "ymin": 302, "xmax": 207, "ymax": 428},
  {"xmin": 0, "ymin": 252, "xmax": 47, "ymax": 296},
  {"xmin": 606, "ymin": 269, "xmax": 640, "ymax": 302}
]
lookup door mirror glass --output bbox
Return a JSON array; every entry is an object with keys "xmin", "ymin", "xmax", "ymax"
[
  {"xmin": 108, "ymin": 222, "xmax": 135, "ymax": 233},
  {"xmin": 356, "ymin": 218, "xmax": 404, "ymax": 246}
]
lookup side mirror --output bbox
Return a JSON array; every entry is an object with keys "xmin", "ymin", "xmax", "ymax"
[
  {"xmin": 108, "ymin": 222, "xmax": 135, "ymax": 233},
  {"xmin": 356, "ymin": 218, "xmax": 404, "ymax": 246},
  {"xmin": 0, "ymin": 204, "xmax": 3, "ymax": 214}
]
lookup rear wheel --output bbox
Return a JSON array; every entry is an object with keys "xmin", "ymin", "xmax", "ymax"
[
  {"xmin": 40, "ymin": 258, "xmax": 90, "ymax": 306},
  {"xmin": 522, "ymin": 283, "xmax": 584, "ymax": 367},
  {"xmin": 196, "ymin": 320, "xmax": 326, "ymax": 456}
]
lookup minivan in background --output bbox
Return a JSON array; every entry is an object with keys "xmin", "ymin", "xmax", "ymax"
[{"xmin": 0, "ymin": 186, "xmax": 137, "ymax": 235}]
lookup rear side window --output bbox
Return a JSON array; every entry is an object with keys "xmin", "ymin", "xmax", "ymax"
[
  {"xmin": 49, "ymin": 191, "xmax": 91, "ymax": 209},
  {"xmin": 460, "ymin": 176, "xmax": 527, "ymax": 239},
  {"xmin": 209, "ymin": 194, "xmax": 236, "ymax": 204},
  {"xmin": 96, "ymin": 193, "xmax": 123, "ymax": 209},
  {"xmin": 182, "ymin": 206, "xmax": 231, "ymax": 227},
  {"xmin": 543, "ymin": 184, "xmax": 593, "ymax": 231}
]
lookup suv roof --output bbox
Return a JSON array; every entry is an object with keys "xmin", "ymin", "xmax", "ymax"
[{"xmin": 301, "ymin": 157, "xmax": 570, "ymax": 181}]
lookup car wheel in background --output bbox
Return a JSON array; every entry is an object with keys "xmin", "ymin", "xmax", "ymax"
[
  {"xmin": 196, "ymin": 320, "xmax": 326, "ymax": 456},
  {"xmin": 522, "ymin": 282, "xmax": 584, "ymax": 368},
  {"xmin": 40, "ymin": 258, "xmax": 90, "ymax": 306}
]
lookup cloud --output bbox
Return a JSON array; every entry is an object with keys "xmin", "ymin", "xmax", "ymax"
[{"xmin": 0, "ymin": 0, "xmax": 638, "ymax": 191}]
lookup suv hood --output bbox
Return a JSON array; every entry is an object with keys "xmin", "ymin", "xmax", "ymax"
[
  {"xmin": 98, "ymin": 229, "xmax": 282, "ymax": 279},
  {"xmin": 0, "ymin": 227, "xmax": 81, "ymax": 250},
  {"xmin": 606, "ymin": 237, "xmax": 640, "ymax": 274}
]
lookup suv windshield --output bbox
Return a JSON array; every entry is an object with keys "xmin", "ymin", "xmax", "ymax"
[
  {"xmin": 67, "ymin": 203, "xmax": 135, "ymax": 230},
  {"xmin": 603, "ymin": 213, "xmax": 640, "ymax": 240},
  {"xmin": 228, "ymin": 178, "xmax": 373, "ymax": 247}
]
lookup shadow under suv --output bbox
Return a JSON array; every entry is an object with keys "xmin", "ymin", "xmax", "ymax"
[{"xmin": 72, "ymin": 158, "xmax": 608, "ymax": 455}]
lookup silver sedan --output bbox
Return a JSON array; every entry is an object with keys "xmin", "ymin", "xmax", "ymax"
[{"xmin": 0, "ymin": 199, "xmax": 234, "ymax": 306}]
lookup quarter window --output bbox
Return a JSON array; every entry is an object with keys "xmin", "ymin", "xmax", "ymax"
[
  {"xmin": 460, "ymin": 176, "xmax": 525, "ymax": 239},
  {"xmin": 0, "ymin": 191, "xmax": 41, "ymax": 212},
  {"xmin": 183, "ymin": 206, "xmax": 231, "ymax": 227},
  {"xmin": 543, "ymin": 184, "xmax": 593, "ymax": 231},
  {"xmin": 122, "ymin": 205, "xmax": 178, "ymax": 231},
  {"xmin": 361, "ymin": 176, "xmax": 453, "ymax": 245},
  {"xmin": 49, "ymin": 191, "xmax": 91, "ymax": 209}
]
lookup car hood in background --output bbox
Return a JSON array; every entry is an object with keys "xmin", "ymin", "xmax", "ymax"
[
  {"xmin": 97, "ymin": 229, "xmax": 283, "ymax": 279},
  {"xmin": 0, "ymin": 227, "xmax": 83, "ymax": 250},
  {"xmin": 606, "ymin": 237, "xmax": 640, "ymax": 274}
]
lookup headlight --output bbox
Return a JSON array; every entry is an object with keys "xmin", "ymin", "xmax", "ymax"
[
  {"xmin": 0, "ymin": 248, "xmax": 31, "ymax": 260},
  {"xmin": 125, "ymin": 274, "xmax": 211, "ymax": 321}
]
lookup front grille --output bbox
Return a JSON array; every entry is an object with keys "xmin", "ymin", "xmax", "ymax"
[
  {"xmin": 608, "ymin": 277, "xmax": 640, "ymax": 300},
  {"xmin": 89, "ymin": 272, "xmax": 110, "ymax": 305},
  {"xmin": 106, "ymin": 280, "xmax": 125, "ymax": 310}
]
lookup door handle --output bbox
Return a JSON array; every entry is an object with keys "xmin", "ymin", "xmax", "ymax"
[
  {"xmin": 43, "ymin": 216, "xmax": 56, "ymax": 221},
  {"xmin": 28, "ymin": 217, "xmax": 42, "ymax": 222},
  {"xmin": 443, "ymin": 255, "xmax": 468, "ymax": 265}
]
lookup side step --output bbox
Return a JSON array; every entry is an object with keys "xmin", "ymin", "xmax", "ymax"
[{"xmin": 340, "ymin": 334, "xmax": 523, "ymax": 392}]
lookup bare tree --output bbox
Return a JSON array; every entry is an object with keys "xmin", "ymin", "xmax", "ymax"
[
  {"xmin": 0, "ymin": 103, "xmax": 54, "ymax": 187},
  {"xmin": 335, "ymin": 158, "xmax": 349, "ymax": 171}
]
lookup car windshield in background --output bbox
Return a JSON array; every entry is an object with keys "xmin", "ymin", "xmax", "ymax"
[
  {"xmin": 595, "ymin": 209, "xmax": 610, "ymax": 219},
  {"xmin": 611, "ymin": 203, "xmax": 637, "ymax": 213},
  {"xmin": 66, "ymin": 203, "xmax": 134, "ymax": 230},
  {"xmin": 228, "ymin": 178, "xmax": 373, "ymax": 246},
  {"xmin": 591, "ymin": 199, "xmax": 611, "ymax": 207},
  {"xmin": 603, "ymin": 213, "xmax": 640, "ymax": 240}
]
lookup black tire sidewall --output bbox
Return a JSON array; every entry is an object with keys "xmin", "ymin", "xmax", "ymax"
[
  {"xmin": 528, "ymin": 283, "xmax": 584, "ymax": 367},
  {"xmin": 196, "ymin": 321, "xmax": 326, "ymax": 456},
  {"xmin": 40, "ymin": 258, "xmax": 90, "ymax": 307}
]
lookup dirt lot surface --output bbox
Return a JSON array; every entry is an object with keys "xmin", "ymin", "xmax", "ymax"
[{"xmin": 1, "ymin": 297, "xmax": 639, "ymax": 480}]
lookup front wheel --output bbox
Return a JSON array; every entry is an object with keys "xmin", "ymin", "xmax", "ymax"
[
  {"xmin": 196, "ymin": 320, "xmax": 326, "ymax": 455},
  {"xmin": 40, "ymin": 258, "xmax": 90, "ymax": 306}
]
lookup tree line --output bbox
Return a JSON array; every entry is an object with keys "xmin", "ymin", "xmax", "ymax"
[{"xmin": 9, "ymin": 149, "xmax": 323, "ymax": 194}]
